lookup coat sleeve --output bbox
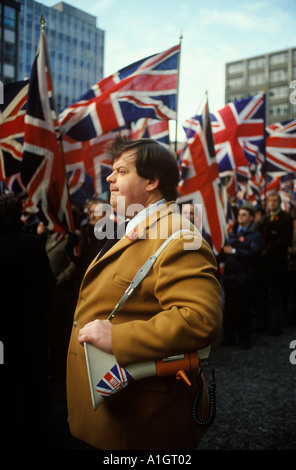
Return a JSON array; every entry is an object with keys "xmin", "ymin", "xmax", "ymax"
[{"xmin": 111, "ymin": 237, "xmax": 222, "ymax": 366}]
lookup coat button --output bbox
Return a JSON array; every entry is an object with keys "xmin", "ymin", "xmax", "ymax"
[{"xmin": 74, "ymin": 321, "xmax": 78, "ymax": 327}]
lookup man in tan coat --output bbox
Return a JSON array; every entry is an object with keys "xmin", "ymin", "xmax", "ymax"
[{"xmin": 67, "ymin": 136, "xmax": 222, "ymax": 450}]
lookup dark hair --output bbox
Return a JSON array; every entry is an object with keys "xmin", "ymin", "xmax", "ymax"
[
  {"xmin": 240, "ymin": 207, "xmax": 254, "ymax": 217},
  {"xmin": 0, "ymin": 194, "xmax": 23, "ymax": 233},
  {"xmin": 87, "ymin": 196, "xmax": 107, "ymax": 205},
  {"xmin": 268, "ymin": 192, "xmax": 281, "ymax": 204},
  {"xmin": 237, "ymin": 202, "xmax": 255, "ymax": 217},
  {"xmin": 105, "ymin": 135, "xmax": 180, "ymax": 201}
]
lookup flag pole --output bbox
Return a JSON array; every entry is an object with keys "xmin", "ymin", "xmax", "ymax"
[
  {"xmin": 40, "ymin": 13, "xmax": 76, "ymax": 238},
  {"xmin": 262, "ymin": 91, "xmax": 267, "ymax": 213},
  {"xmin": 174, "ymin": 32, "xmax": 183, "ymax": 157}
]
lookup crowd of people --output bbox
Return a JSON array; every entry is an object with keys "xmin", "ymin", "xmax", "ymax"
[
  {"xmin": 222, "ymin": 193, "xmax": 295, "ymax": 348},
  {"xmin": 0, "ymin": 141, "xmax": 295, "ymax": 449},
  {"xmin": 181, "ymin": 195, "xmax": 295, "ymax": 349}
]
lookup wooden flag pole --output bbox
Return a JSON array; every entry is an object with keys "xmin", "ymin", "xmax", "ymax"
[
  {"xmin": 174, "ymin": 32, "xmax": 183, "ymax": 157},
  {"xmin": 39, "ymin": 14, "xmax": 77, "ymax": 238}
]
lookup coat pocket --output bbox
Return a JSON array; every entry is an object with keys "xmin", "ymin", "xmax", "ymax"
[{"xmin": 111, "ymin": 273, "xmax": 133, "ymax": 289}]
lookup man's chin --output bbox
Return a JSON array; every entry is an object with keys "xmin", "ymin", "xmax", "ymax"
[{"xmin": 111, "ymin": 195, "xmax": 126, "ymax": 217}]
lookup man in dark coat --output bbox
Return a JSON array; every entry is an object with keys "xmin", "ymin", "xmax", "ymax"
[
  {"xmin": 256, "ymin": 192, "xmax": 293, "ymax": 335},
  {"xmin": 222, "ymin": 203, "xmax": 263, "ymax": 348},
  {"xmin": 78, "ymin": 197, "xmax": 113, "ymax": 279}
]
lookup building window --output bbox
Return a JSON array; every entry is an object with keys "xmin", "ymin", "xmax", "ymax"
[
  {"xmin": 227, "ymin": 77, "xmax": 244, "ymax": 90},
  {"xmin": 249, "ymin": 89, "xmax": 264, "ymax": 97},
  {"xmin": 248, "ymin": 73, "xmax": 265, "ymax": 86},
  {"xmin": 227, "ymin": 94, "xmax": 245, "ymax": 103},
  {"xmin": 269, "ymin": 86, "xmax": 289, "ymax": 100},
  {"xmin": 4, "ymin": 6, "xmax": 16, "ymax": 30},
  {"xmin": 4, "ymin": 63, "xmax": 15, "ymax": 79},
  {"xmin": 227, "ymin": 62, "xmax": 244, "ymax": 75},
  {"xmin": 269, "ymin": 68, "xmax": 288, "ymax": 83},
  {"xmin": 270, "ymin": 52, "xmax": 288, "ymax": 66},
  {"xmin": 248, "ymin": 57, "xmax": 265, "ymax": 70},
  {"xmin": 4, "ymin": 42, "xmax": 15, "ymax": 65},
  {"xmin": 269, "ymin": 103, "xmax": 289, "ymax": 115},
  {"xmin": 4, "ymin": 28, "xmax": 15, "ymax": 43}
]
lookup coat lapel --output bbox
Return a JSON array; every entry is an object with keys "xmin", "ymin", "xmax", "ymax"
[{"xmin": 85, "ymin": 201, "xmax": 179, "ymax": 276}]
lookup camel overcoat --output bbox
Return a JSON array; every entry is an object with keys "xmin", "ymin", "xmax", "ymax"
[{"xmin": 66, "ymin": 202, "xmax": 222, "ymax": 450}]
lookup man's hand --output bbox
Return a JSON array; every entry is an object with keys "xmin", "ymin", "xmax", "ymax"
[
  {"xmin": 223, "ymin": 245, "xmax": 233, "ymax": 254},
  {"xmin": 78, "ymin": 319, "xmax": 113, "ymax": 354}
]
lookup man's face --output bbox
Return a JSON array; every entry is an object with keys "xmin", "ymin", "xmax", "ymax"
[
  {"xmin": 237, "ymin": 209, "xmax": 253, "ymax": 227},
  {"xmin": 267, "ymin": 195, "xmax": 280, "ymax": 212},
  {"xmin": 106, "ymin": 150, "xmax": 151, "ymax": 216},
  {"xmin": 181, "ymin": 204, "xmax": 195, "ymax": 223},
  {"xmin": 88, "ymin": 202, "xmax": 105, "ymax": 225}
]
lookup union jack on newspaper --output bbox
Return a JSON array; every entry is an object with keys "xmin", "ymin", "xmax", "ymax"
[
  {"xmin": 95, "ymin": 363, "xmax": 133, "ymax": 399},
  {"xmin": 265, "ymin": 119, "xmax": 296, "ymax": 173},
  {"xmin": 21, "ymin": 29, "xmax": 75, "ymax": 235},
  {"xmin": 208, "ymin": 94, "xmax": 265, "ymax": 172},
  {"xmin": 178, "ymin": 97, "xmax": 227, "ymax": 255},
  {"xmin": 0, "ymin": 80, "xmax": 28, "ymax": 181},
  {"xmin": 59, "ymin": 44, "xmax": 180, "ymax": 141}
]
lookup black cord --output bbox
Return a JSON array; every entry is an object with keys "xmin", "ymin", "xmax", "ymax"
[{"xmin": 192, "ymin": 365, "xmax": 216, "ymax": 428}]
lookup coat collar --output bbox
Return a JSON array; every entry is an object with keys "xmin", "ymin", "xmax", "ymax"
[{"xmin": 86, "ymin": 201, "xmax": 179, "ymax": 272}]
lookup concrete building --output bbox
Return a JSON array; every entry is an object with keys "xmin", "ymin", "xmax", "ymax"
[
  {"xmin": 225, "ymin": 47, "xmax": 296, "ymax": 125},
  {"xmin": 0, "ymin": 0, "xmax": 20, "ymax": 84},
  {"xmin": 17, "ymin": 0, "xmax": 105, "ymax": 112}
]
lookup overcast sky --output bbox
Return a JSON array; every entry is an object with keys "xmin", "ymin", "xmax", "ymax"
[{"xmin": 40, "ymin": 0, "xmax": 296, "ymax": 141}]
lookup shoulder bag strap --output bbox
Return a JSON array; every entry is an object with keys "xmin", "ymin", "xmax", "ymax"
[{"xmin": 108, "ymin": 229, "xmax": 192, "ymax": 321}]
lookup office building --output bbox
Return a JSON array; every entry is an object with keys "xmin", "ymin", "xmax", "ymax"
[
  {"xmin": 18, "ymin": 0, "xmax": 105, "ymax": 112},
  {"xmin": 0, "ymin": 0, "xmax": 20, "ymax": 84},
  {"xmin": 225, "ymin": 47, "xmax": 296, "ymax": 125}
]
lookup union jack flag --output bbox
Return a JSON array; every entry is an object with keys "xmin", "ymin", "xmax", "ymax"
[
  {"xmin": 66, "ymin": 163, "xmax": 95, "ymax": 209},
  {"xmin": 21, "ymin": 29, "xmax": 76, "ymax": 235},
  {"xmin": 59, "ymin": 45, "xmax": 180, "ymax": 141},
  {"xmin": 2, "ymin": 172, "xmax": 26, "ymax": 194},
  {"xmin": 263, "ymin": 172, "xmax": 296, "ymax": 210},
  {"xmin": 178, "ymin": 98, "xmax": 227, "ymax": 255},
  {"xmin": 63, "ymin": 133, "xmax": 113, "ymax": 197},
  {"xmin": 0, "ymin": 80, "xmax": 28, "ymax": 181},
  {"xmin": 265, "ymin": 119, "xmax": 296, "ymax": 173},
  {"xmin": 130, "ymin": 117, "xmax": 170, "ymax": 147},
  {"xmin": 208, "ymin": 94, "xmax": 266, "ymax": 172},
  {"xmin": 95, "ymin": 363, "xmax": 133, "ymax": 398}
]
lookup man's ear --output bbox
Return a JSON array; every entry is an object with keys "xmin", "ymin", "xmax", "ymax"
[{"xmin": 146, "ymin": 177, "xmax": 160, "ymax": 192}]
